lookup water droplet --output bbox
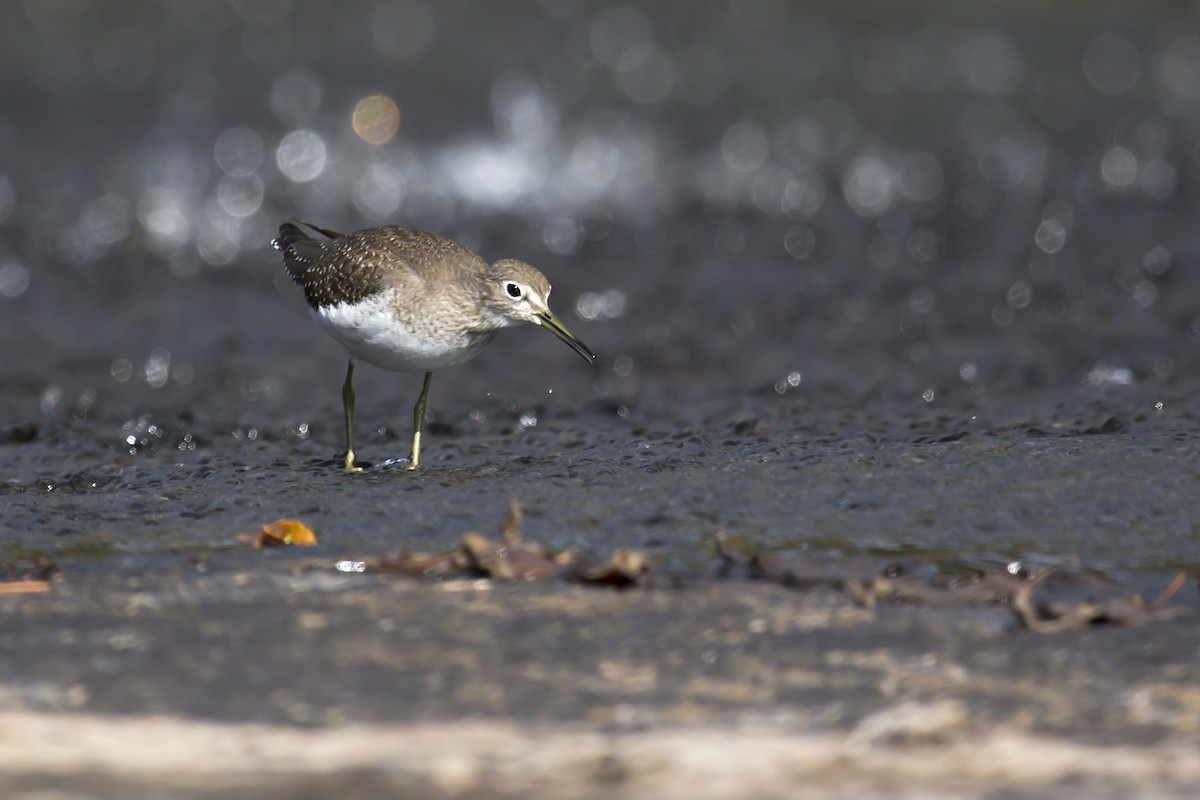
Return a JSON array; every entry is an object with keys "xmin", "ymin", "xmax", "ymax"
[
  {"xmin": 110, "ymin": 359, "xmax": 133, "ymax": 382},
  {"xmin": 1132, "ymin": 280, "xmax": 1157, "ymax": 308},
  {"xmin": 0, "ymin": 261, "xmax": 30, "ymax": 299},
  {"xmin": 721, "ymin": 122, "xmax": 769, "ymax": 173},
  {"xmin": 543, "ymin": 217, "xmax": 581, "ymax": 255},
  {"xmin": 1143, "ymin": 246, "xmax": 1172, "ymax": 275},
  {"xmin": 214, "ymin": 127, "xmax": 264, "ymax": 175},
  {"xmin": 216, "ymin": 174, "xmax": 264, "ymax": 217},
  {"xmin": 1082, "ymin": 365, "xmax": 1134, "ymax": 387},
  {"xmin": 144, "ymin": 348, "xmax": 171, "ymax": 389},
  {"xmin": 1006, "ymin": 281, "xmax": 1032, "ymax": 309},
  {"xmin": 843, "ymin": 156, "xmax": 895, "ymax": 217},
  {"xmin": 783, "ymin": 225, "xmax": 816, "ymax": 259},
  {"xmin": 276, "ymin": 129, "xmax": 327, "ymax": 183},
  {"xmin": 1100, "ymin": 146, "xmax": 1138, "ymax": 189},
  {"xmin": 1083, "ymin": 32, "xmax": 1140, "ymax": 95},
  {"xmin": 1034, "ymin": 219, "xmax": 1067, "ymax": 253}
]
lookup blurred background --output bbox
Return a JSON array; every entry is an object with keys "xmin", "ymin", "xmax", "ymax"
[{"xmin": 2, "ymin": 0, "xmax": 1200, "ymax": 429}]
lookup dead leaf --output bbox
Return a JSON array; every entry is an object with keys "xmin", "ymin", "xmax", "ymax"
[
  {"xmin": 0, "ymin": 580, "xmax": 51, "ymax": 594},
  {"xmin": 461, "ymin": 531, "xmax": 572, "ymax": 581},
  {"xmin": 499, "ymin": 498, "xmax": 523, "ymax": 547},
  {"xmin": 254, "ymin": 519, "xmax": 318, "ymax": 548},
  {"xmin": 573, "ymin": 549, "xmax": 650, "ymax": 586}
]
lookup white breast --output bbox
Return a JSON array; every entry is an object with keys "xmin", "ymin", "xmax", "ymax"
[{"xmin": 313, "ymin": 295, "xmax": 486, "ymax": 372}]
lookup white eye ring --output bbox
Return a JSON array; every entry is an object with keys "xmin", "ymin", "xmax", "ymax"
[{"xmin": 505, "ymin": 282, "xmax": 523, "ymax": 299}]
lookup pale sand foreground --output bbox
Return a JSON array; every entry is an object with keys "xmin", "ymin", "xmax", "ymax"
[{"xmin": 2, "ymin": 708, "xmax": 1198, "ymax": 799}]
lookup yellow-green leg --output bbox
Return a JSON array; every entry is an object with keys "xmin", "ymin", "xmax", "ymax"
[
  {"xmin": 341, "ymin": 360, "xmax": 363, "ymax": 473},
  {"xmin": 407, "ymin": 371, "xmax": 433, "ymax": 470}
]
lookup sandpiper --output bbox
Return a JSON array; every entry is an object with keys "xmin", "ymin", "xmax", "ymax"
[{"xmin": 272, "ymin": 220, "xmax": 595, "ymax": 472}]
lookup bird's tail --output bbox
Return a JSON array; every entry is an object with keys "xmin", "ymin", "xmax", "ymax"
[{"xmin": 272, "ymin": 220, "xmax": 344, "ymax": 281}]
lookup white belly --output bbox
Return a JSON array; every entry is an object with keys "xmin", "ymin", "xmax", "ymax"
[{"xmin": 313, "ymin": 295, "xmax": 487, "ymax": 372}]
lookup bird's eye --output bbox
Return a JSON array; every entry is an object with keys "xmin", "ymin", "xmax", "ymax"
[{"xmin": 505, "ymin": 282, "xmax": 522, "ymax": 299}]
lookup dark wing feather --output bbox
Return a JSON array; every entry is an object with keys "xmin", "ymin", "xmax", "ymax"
[
  {"xmin": 273, "ymin": 221, "xmax": 394, "ymax": 307},
  {"xmin": 287, "ymin": 219, "xmax": 344, "ymax": 241},
  {"xmin": 272, "ymin": 220, "xmax": 346, "ymax": 283}
]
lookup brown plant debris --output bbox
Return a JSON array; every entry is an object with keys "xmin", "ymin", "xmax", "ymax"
[
  {"xmin": 1011, "ymin": 570, "xmax": 1191, "ymax": 633},
  {"xmin": 714, "ymin": 534, "xmax": 1192, "ymax": 632},
  {"xmin": 348, "ymin": 500, "xmax": 650, "ymax": 587},
  {"xmin": 570, "ymin": 549, "xmax": 650, "ymax": 586},
  {"xmin": 498, "ymin": 497, "xmax": 523, "ymax": 548},
  {"xmin": 0, "ymin": 560, "xmax": 56, "ymax": 594}
]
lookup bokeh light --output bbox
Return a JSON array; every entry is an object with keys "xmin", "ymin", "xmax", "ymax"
[
  {"xmin": 1083, "ymin": 32, "xmax": 1141, "ymax": 94},
  {"xmin": 214, "ymin": 127, "xmax": 264, "ymax": 175},
  {"xmin": 352, "ymin": 95, "xmax": 401, "ymax": 145},
  {"xmin": 0, "ymin": 0, "xmax": 1196, "ymax": 404},
  {"xmin": 276, "ymin": 130, "xmax": 327, "ymax": 182},
  {"xmin": 0, "ymin": 261, "xmax": 30, "ymax": 299}
]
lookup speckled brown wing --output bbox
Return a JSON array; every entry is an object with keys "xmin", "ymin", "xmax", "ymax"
[{"xmin": 273, "ymin": 222, "xmax": 378, "ymax": 308}]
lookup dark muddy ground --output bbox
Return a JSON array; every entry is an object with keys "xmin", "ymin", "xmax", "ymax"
[{"xmin": 2, "ymin": 2, "xmax": 1200, "ymax": 798}]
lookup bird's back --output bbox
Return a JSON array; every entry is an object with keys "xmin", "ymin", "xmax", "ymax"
[{"xmin": 273, "ymin": 223, "xmax": 489, "ymax": 310}]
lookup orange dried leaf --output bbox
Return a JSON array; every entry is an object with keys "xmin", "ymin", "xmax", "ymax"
[
  {"xmin": 0, "ymin": 580, "xmax": 51, "ymax": 594},
  {"xmin": 255, "ymin": 519, "xmax": 318, "ymax": 548}
]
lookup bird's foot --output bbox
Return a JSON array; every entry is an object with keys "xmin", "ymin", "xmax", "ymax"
[{"xmin": 406, "ymin": 433, "xmax": 421, "ymax": 470}]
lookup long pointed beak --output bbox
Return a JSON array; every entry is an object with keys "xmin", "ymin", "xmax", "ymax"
[{"xmin": 537, "ymin": 310, "xmax": 596, "ymax": 363}]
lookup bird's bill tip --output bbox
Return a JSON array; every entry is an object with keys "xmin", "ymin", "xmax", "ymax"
[{"xmin": 538, "ymin": 311, "xmax": 596, "ymax": 363}]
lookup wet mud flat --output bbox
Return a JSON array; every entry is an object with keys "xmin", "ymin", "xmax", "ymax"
[
  {"xmin": 2, "ymin": 343, "xmax": 1200, "ymax": 797},
  {"xmin": 3, "ymin": 225, "xmax": 1200, "ymax": 798}
]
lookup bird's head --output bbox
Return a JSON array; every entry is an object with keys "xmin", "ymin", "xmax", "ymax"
[{"xmin": 485, "ymin": 259, "xmax": 595, "ymax": 363}]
